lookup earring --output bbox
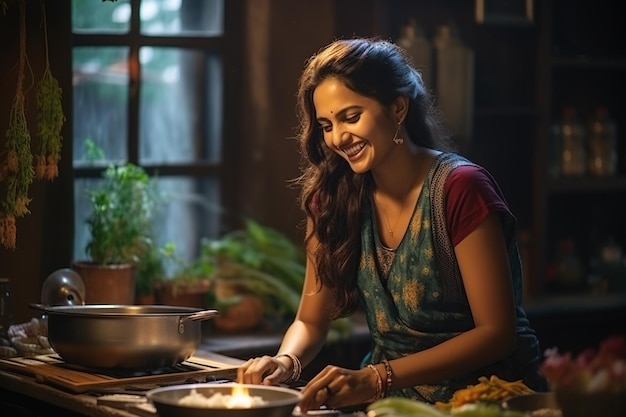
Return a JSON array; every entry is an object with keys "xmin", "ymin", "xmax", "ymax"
[{"xmin": 392, "ymin": 122, "xmax": 404, "ymax": 145}]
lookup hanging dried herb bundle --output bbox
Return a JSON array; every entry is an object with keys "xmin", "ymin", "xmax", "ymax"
[
  {"xmin": 35, "ymin": 0, "xmax": 64, "ymax": 181},
  {"xmin": 1, "ymin": 0, "xmax": 34, "ymax": 249}
]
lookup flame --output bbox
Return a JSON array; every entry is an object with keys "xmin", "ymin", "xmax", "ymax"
[{"xmin": 226, "ymin": 385, "xmax": 255, "ymax": 409}]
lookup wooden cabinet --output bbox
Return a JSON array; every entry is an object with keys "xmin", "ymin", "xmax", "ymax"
[
  {"xmin": 532, "ymin": 0, "xmax": 626, "ymax": 296},
  {"xmin": 335, "ymin": 0, "xmax": 626, "ymax": 302}
]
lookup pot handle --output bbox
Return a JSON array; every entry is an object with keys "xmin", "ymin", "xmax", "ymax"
[
  {"xmin": 182, "ymin": 309, "xmax": 220, "ymax": 322},
  {"xmin": 29, "ymin": 303, "xmax": 50, "ymax": 313}
]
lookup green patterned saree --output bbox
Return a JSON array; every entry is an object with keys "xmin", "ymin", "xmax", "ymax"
[{"xmin": 357, "ymin": 153, "xmax": 546, "ymax": 403}]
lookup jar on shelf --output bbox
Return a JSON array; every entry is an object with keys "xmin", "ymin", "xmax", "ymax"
[
  {"xmin": 587, "ymin": 106, "xmax": 618, "ymax": 176},
  {"xmin": 556, "ymin": 106, "xmax": 587, "ymax": 176},
  {"xmin": 545, "ymin": 239, "xmax": 586, "ymax": 293},
  {"xmin": 589, "ymin": 237, "xmax": 626, "ymax": 293}
]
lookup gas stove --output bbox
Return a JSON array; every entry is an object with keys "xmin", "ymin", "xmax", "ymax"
[
  {"xmin": 0, "ymin": 352, "xmax": 238, "ymax": 394},
  {"xmin": 0, "ymin": 353, "xmax": 359, "ymax": 417}
]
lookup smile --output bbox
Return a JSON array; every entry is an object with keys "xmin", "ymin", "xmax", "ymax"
[{"xmin": 341, "ymin": 142, "xmax": 366, "ymax": 157}]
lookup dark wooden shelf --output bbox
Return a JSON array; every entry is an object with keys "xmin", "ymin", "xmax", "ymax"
[
  {"xmin": 474, "ymin": 106, "xmax": 538, "ymax": 117},
  {"xmin": 545, "ymin": 176, "xmax": 626, "ymax": 194},
  {"xmin": 551, "ymin": 55, "xmax": 626, "ymax": 70}
]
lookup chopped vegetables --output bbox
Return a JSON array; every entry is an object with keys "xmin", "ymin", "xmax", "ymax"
[
  {"xmin": 367, "ymin": 396, "xmax": 527, "ymax": 417},
  {"xmin": 367, "ymin": 397, "xmax": 448, "ymax": 417},
  {"xmin": 436, "ymin": 376, "xmax": 534, "ymax": 411}
]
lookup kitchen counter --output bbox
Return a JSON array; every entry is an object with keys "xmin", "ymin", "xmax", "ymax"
[
  {"xmin": 0, "ymin": 348, "xmax": 365, "ymax": 417},
  {"xmin": 1, "ymin": 293, "xmax": 623, "ymax": 416},
  {"xmin": 0, "ymin": 321, "xmax": 371, "ymax": 417},
  {"xmin": 0, "ymin": 349, "xmax": 243, "ymax": 417}
]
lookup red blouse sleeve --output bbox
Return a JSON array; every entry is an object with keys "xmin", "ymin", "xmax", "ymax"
[{"xmin": 444, "ymin": 165, "xmax": 512, "ymax": 247}]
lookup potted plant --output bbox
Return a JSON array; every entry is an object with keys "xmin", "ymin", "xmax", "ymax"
[
  {"xmin": 73, "ymin": 161, "xmax": 162, "ymax": 305},
  {"xmin": 153, "ymin": 242, "xmax": 214, "ymax": 308},
  {"xmin": 134, "ymin": 242, "xmax": 166, "ymax": 304},
  {"xmin": 200, "ymin": 219, "xmax": 306, "ymax": 332},
  {"xmin": 201, "ymin": 219, "xmax": 354, "ymax": 337}
]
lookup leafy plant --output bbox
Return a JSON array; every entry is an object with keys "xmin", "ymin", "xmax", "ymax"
[
  {"xmin": 79, "ymin": 139, "xmax": 164, "ymax": 297},
  {"xmin": 134, "ymin": 242, "xmax": 166, "ymax": 296},
  {"xmin": 200, "ymin": 219, "xmax": 306, "ymax": 319},
  {"xmin": 85, "ymin": 161, "xmax": 160, "ymax": 266},
  {"xmin": 155, "ymin": 242, "xmax": 215, "ymax": 297}
]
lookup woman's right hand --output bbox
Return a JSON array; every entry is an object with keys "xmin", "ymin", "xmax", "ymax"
[{"xmin": 237, "ymin": 354, "xmax": 294, "ymax": 385}]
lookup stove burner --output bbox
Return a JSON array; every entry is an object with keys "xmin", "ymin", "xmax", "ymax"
[
  {"xmin": 86, "ymin": 376, "xmax": 233, "ymax": 396},
  {"xmin": 64, "ymin": 361, "xmax": 216, "ymax": 378},
  {"xmin": 0, "ymin": 353, "xmax": 238, "ymax": 394}
]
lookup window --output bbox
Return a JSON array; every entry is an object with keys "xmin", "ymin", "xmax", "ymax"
[{"xmin": 72, "ymin": 0, "xmax": 235, "ymax": 266}]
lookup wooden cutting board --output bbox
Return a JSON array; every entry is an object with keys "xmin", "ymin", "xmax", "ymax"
[{"xmin": 0, "ymin": 353, "xmax": 238, "ymax": 393}]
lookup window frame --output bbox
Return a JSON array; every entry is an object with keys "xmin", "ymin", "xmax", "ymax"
[{"xmin": 71, "ymin": 0, "xmax": 244, "ymax": 241}]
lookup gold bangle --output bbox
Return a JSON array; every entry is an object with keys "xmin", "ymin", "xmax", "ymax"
[
  {"xmin": 367, "ymin": 364, "xmax": 383, "ymax": 401},
  {"xmin": 275, "ymin": 353, "xmax": 302, "ymax": 383},
  {"xmin": 381, "ymin": 358, "xmax": 393, "ymax": 395}
]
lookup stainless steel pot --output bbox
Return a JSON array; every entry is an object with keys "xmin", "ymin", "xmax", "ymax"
[{"xmin": 30, "ymin": 304, "xmax": 219, "ymax": 369}]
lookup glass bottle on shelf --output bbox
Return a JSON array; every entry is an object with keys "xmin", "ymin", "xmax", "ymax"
[
  {"xmin": 555, "ymin": 239, "xmax": 585, "ymax": 292},
  {"xmin": 587, "ymin": 106, "xmax": 617, "ymax": 176},
  {"xmin": 433, "ymin": 21, "xmax": 474, "ymax": 148},
  {"xmin": 397, "ymin": 17, "xmax": 433, "ymax": 89},
  {"xmin": 557, "ymin": 106, "xmax": 586, "ymax": 177}
]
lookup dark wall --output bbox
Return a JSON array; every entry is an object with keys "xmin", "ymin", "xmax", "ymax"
[
  {"xmin": 0, "ymin": 0, "xmax": 73, "ymax": 323},
  {"xmin": 236, "ymin": 0, "xmax": 336, "ymax": 243}
]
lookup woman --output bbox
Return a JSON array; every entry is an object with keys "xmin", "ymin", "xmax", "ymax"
[{"xmin": 237, "ymin": 37, "xmax": 546, "ymax": 411}]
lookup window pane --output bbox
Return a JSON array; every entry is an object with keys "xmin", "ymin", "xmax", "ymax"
[
  {"xmin": 154, "ymin": 177, "xmax": 221, "ymax": 273},
  {"xmin": 139, "ymin": 47, "xmax": 222, "ymax": 164},
  {"xmin": 73, "ymin": 47, "xmax": 129, "ymax": 165},
  {"xmin": 140, "ymin": 0, "xmax": 224, "ymax": 36},
  {"xmin": 72, "ymin": 0, "xmax": 131, "ymax": 33}
]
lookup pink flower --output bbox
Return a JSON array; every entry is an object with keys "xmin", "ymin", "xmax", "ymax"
[{"xmin": 540, "ymin": 334, "xmax": 626, "ymax": 392}]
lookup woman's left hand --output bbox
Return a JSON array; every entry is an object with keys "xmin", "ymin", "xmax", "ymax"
[{"xmin": 298, "ymin": 365, "xmax": 377, "ymax": 412}]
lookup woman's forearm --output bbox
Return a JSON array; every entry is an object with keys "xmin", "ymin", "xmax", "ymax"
[
  {"xmin": 277, "ymin": 318, "xmax": 331, "ymax": 368},
  {"xmin": 384, "ymin": 326, "xmax": 516, "ymax": 390}
]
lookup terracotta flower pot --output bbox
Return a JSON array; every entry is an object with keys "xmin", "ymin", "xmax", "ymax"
[
  {"xmin": 212, "ymin": 278, "xmax": 265, "ymax": 333},
  {"xmin": 72, "ymin": 261, "xmax": 135, "ymax": 305}
]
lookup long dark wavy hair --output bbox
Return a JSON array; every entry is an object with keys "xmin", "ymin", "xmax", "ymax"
[{"xmin": 294, "ymin": 37, "xmax": 455, "ymax": 318}]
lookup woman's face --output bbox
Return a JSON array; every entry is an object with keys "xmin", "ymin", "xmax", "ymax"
[{"xmin": 313, "ymin": 77, "xmax": 399, "ymax": 174}]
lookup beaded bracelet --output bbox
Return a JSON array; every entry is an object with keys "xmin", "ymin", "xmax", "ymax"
[
  {"xmin": 366, "ymin": 364, "xmax": 383, "ymax": 401},
  {"xmin": 275, "ymin": 353, "xmax": 302, "ymax": 383},
  {"xmin": 381, "ymin": 358, "xmax": 393, "ymax": 395}
]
